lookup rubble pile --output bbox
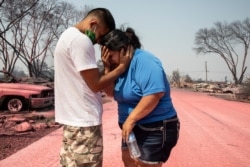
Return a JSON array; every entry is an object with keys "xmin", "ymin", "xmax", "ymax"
[{"xmin": 0, "ymin": 112, "xmax": 60, "ymax": 135}]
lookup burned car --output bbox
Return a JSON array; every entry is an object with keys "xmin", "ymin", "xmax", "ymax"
[
  {"xmin": 0, "ymin": 71, "xmax": 54, "ymax": 112},
  {"xmin": 0, "ymin": 83, "xmax": 54, "ymax": 113}
]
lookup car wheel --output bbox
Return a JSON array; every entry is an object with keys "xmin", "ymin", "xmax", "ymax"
[{"xmin": 7, "ymin": 98, "xmax": 23, "ymax": 113}]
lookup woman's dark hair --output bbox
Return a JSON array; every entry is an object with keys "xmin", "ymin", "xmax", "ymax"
[
  {"xmin": 100, "ymin": 27, "xmax": 141, "ymax": 51},
  {"xmin": 125, "ymin": 27, "xmax": 141, "ymax": 49}
]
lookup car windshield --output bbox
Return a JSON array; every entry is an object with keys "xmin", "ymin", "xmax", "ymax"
[{"xmin": 0, "ymin": 71, "xmax": 19, "ymax": 83}]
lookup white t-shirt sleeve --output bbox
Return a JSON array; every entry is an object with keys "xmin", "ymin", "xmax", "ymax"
[{"xmin": 71, "ymin": 35, "xmax": 97, "ymax": 72}]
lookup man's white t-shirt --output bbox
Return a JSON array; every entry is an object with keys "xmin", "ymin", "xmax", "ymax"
[{"xmin": 54, "ymin": 27, "xmax": 102, "ymax": 127}]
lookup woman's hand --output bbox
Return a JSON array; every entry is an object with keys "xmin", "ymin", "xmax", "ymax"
[
  {"xmin": 122, "ymin": 117, "xmax": 136, "ymax": 143},
  {"xmin": 101, "ymin": 46, "xmax": 111, "ymax": 74}
]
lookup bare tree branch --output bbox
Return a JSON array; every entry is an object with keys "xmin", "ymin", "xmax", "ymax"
[{"xmin": 194, "ymin": 18, "xmax": 250, "ymax": 84}]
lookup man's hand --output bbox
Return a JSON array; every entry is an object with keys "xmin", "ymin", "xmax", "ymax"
[{"xmin": 117, "ymin": 46, "xmax": 134, "ymax": 73}]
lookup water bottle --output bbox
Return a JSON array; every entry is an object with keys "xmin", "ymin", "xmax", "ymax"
[{"xmin": 127, "ymin": 132, "xmax": 141, "ymax": 158}]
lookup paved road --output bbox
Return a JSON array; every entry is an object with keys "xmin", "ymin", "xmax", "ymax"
[
  {"xmin": 167, "ymin": 89, "xmax": 250, "ymax": 167},
  {"xmin": 1, "ymin": 89, "xmax": 250, "ymax": 167}
]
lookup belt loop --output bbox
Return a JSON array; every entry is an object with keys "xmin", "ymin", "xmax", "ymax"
[{"xmin": 162, "ymin": 120, "xmax": 167, "ymax": 148}]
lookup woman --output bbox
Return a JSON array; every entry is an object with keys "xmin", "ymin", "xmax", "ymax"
[{"xmin": 100, "ymin": 27, "xmax": 180, "ymax": 167}]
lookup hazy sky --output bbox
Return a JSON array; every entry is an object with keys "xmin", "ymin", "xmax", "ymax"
[{"xmin": 70, "ymin": 0, "xmax": 250, "ymax": 82}]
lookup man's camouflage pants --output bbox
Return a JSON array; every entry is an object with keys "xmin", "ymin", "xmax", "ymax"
[{"xmin": 60, "ymin": 124, "xmax": 103, "ymax": 167}]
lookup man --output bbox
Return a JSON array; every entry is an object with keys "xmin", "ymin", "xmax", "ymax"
[{"xmin": 54, "ymin": 8, "xmax": 132, "ymax": 167}]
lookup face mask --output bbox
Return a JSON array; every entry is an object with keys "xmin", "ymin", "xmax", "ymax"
[{"xmin": 86, "ymin": 26, "xmax": 96, "ymax": 44}]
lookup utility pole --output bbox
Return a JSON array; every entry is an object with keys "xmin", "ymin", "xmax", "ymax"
[{"xmin": 205, "ymin": 61, "xmax": 208, "ymax": 83}]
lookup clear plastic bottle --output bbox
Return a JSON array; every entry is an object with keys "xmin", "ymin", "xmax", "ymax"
[{"xmin": 127, "ymin": 132, "xmax": 141, "ymax": 158}]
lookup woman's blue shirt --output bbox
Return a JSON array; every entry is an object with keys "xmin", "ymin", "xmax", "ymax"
[{"xmin": 114, "ymin": 49, "xmax": 177, "ymax": 124}]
